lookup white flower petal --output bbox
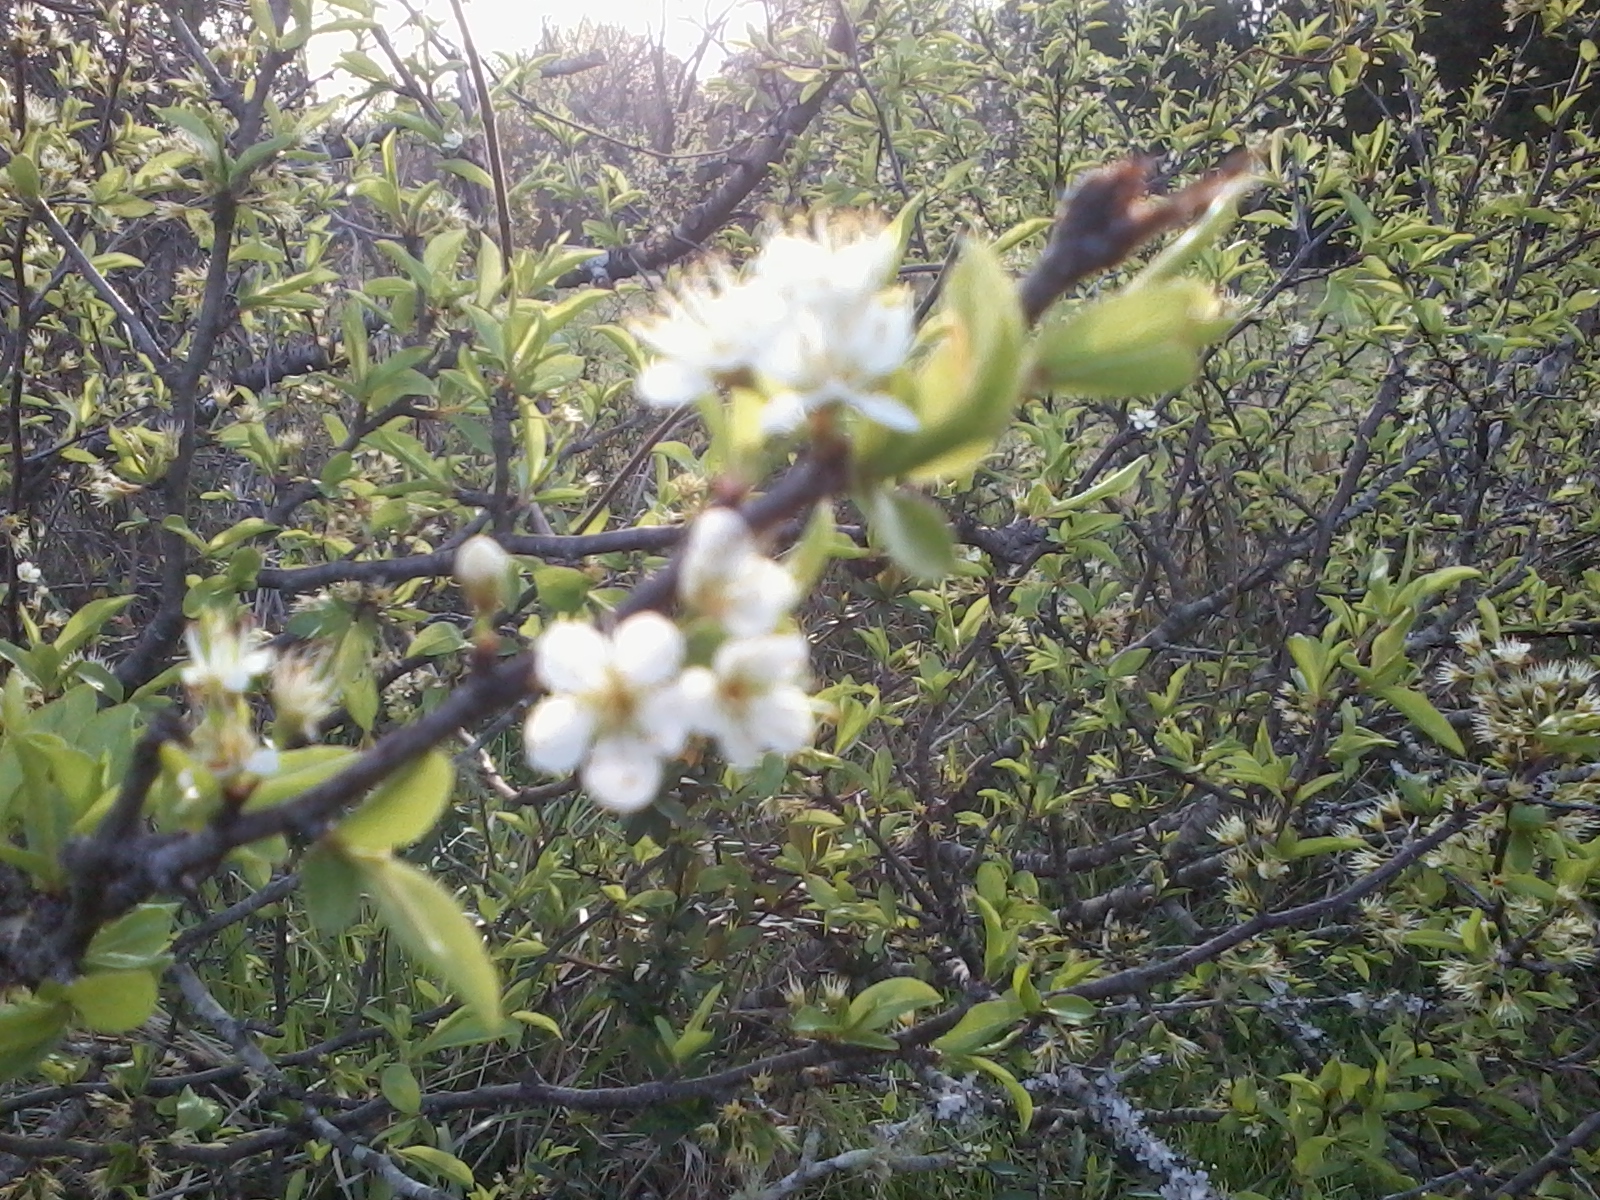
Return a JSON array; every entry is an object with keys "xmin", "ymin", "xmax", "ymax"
[
  {"xmin": 843, "ymin": 389, "xmax": 920, "ymax": 432},
  {"xmin": 611, "ymin": 612, "xmax": 685, "ymax": 687},
  {"xmin": 637, "ymin": 358, "xmax": 711, "ymax": 408},
  {"xmin": 635, "ymin": 681, "xmax": 695, "ymax": 757},
  {"xmin": 715, "ymin": 632, "xmax": 809, "ymax": 683},
  {"xmin": 244, "ymin": 746, "xmax": 281, "ymax": 777},
  {"xmin": 678, "ymin": 666, "xmax": 719, "ymax": 732},
  {"xmin": 536, "ymin": 622, "xmax": 611, "ymax": 692},
  {"xmin": 852, "ymin": 297, "xmax": 915, "ymax": 378},
  {"xmin": 582, "ymin": 736, "xmax": 665, "ymax": 813},
  {"xmin": 716, "ymin": 722, "xmax": 768, "ymax": 771},
  {"xmin": 680, "ymin": 508, "xmax": 754, "ymax": 607},
  {"xmin": 723, "ymin": 560, "xmax": 800, "ymax": 638},
  {"xmin": 758, "ymin": 391, "xmax": 810, "ymax": 436},
  {"xmin": 746, "ymin": 686, "xmax": 815, "ymax": 756},
  {"xmin": 525, "ymin": 694, "xmax": 596, "ymax": 773}
]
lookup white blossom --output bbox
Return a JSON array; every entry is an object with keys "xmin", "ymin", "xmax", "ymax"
[
  {"xmin": 271, "ymin": 651, "xmax": 336, "ymax": 742},
  {"xmin": 680, "ymin": 633, "xmax": 814, "ymax": 769},
  {"xmin": 678, "ymin": 508, "xmax": 798, "ymax": 637},
  {"xmin": 750, "ymin": 218, "xmax": 916, "ymax": 433},
  {"xmin": 752, "ymin": 218, "xmax": 898, "ymax": 311},
  {"xmin": 633, "ymin": 268, "xmax": 787, "ymax": 407},
  {"xmin": 753, "ymin": 294, "xmax": 918, "ymax": 434},
  {"xmin": 1129, "ymin": 407, "xmax": 1160, "ymax": 433},
  {"xmin": 524, "ymin": 613, "xmax": 696, "ymax": 812},
  {"xmin": 181, "ymin": 611, "xmax": 274, "ymax": 695},
  {"xmin": 631, "ymin": 216, "xmax": 917, "ymax": 433},
  {"xmin": 15, "ymin": 561, "xmax": 40, "ymax": 585}
]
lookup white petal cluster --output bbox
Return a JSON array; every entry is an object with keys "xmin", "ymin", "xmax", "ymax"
[
  {"xmin": 678, "ymin": 507, "xmax": 798, "ymax": 637},
  {"xmin": 632, "ymin": 216, "xmax": 917, "ymax": 434},
  {"xmin": 525, "ymin": 508, "xmax": 818, "ymax": 813},
  {"xmin": 181, "ymin": 610, "xmax": 275, "ymax": 696},
  {"xmin": 271, "ymin": 650, "xmax": 337, "ymax": 742},
  {"xmin": 635, "ymin": 267, "xmax": 787, "ymax": 408},
  {"xmin": 681, "ymin": 634, "xmax": 814, "ymax": 769},
  {"xmin": 524, "ymin": 613, "xmax": 695, "ymax": 813}
]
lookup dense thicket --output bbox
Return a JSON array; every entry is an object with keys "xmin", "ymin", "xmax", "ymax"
[{"xmin": 2, "ymin": 2, "xmax": 1600, "ymax": 1198}]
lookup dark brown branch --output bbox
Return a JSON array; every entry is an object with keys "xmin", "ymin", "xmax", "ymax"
[
  {"xmin": 1066, "ymin": 804, "xmax": 1487, "ymax": 1002},
  {"xmin": 114, "ymin": 187, "xmax": 241, "ymax": 692},
  {"xmin": 552, "ymin": 5, "xmax": 863, "ymax": 288},
  {"xmin": 254, "ymin": 526, "xmax": 684, "ymax": 595},
  {"xmin": 1018, "ymin": 152, "xmax": 1254, "ymax": 325},
  {"xmin": 1489, "ymin": 1105, "xmax": 1600, "ymax": 1197}
]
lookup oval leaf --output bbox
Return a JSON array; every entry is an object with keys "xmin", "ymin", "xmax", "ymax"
[
  {"xmin": 357, "ymin": 855, "xmax": 502, "ymax": 1031},
  {"xmin": 336, "ymin": 750, "xmax": 454, "ymax": 852}
]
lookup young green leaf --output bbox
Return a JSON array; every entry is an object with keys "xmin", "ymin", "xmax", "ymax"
[
  {"xmin": 301, "ymin": 841, "xmax": 361, "ymax": 934},
  {"xmin": 82, "ymin": 904, "xmax": 178, "ymax": 972},
  {"xmin": 1377, "ymin": 686, "xmax": 1466, "ymax": 757},
  {"xmin": 843, "ymin": 977, "xmax": 942, "ymax": 1032},
  {"xmin": 380, "ymin": 1061, "xmax": 423, "ymax": 1115},
  {"xmin": 65, "ymin": 970, "xmax": 159, "ymax": 1033},
  {"xmin": 0, "ymin": 998, "xmax": 70, "ymax": 1081},
  {"xmin": 865, "ymin": 489, "xmax": 957, "ymax": 581},
  {"xmin": 358, "ymin": 854, "xmax": 503, "ymax": 1031},
  {"xmin": 1033, "ymin": 278, "xmax": 1232, "ymax": 398},
  {"xmin": 334, "ymin": 750, "xmax": 454, "ymax": 853}
]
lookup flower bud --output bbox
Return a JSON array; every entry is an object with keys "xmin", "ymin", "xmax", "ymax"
[{"xmin": 456, "ymin": 536, "xmax": 512, "ymax": 618}]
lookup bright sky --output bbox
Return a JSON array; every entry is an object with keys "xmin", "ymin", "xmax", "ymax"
[{"xmin": 308, "ymin": 0, "xmax": 763, "ymax": 89}]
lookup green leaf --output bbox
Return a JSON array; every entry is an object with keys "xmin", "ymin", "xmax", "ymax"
[
  {"xmin": 785, "ymin": 503, "xmax": 840, "ymax": 590},
  {"xmin": 970, "ymin": 1054, "xmax": 1034, "ymax": 1130},
  {"xmin": 1377, "ymin": 686, "xmax": 1465, "ymax": 756},
  {"xmin": 1288, "ymin": 836, "xmax": 1366, "ymax": 858},
  {"xmin": 933, "ymin": 993, "xmax": 1026, "ymax": 1056},
  {"xmin": 174, "ymin": 1085, "xmax": 222, "ymax": 1133},
  {"xmin": 884, "ymin": 191, "xmax": 926, "ymax": 271},
  {"xmin": 335, "ymin": 750, "xmax": 454, "ymax": 853},
  {"xmin": 380, "ymin": 1062, "xmax": 422, "ymax": 1114},
  {"xmin": 65, "ymin": 970, "xmax": 158, "ymax": 1033},
  {"xmin": 1048, "ymin": 458, "xmax": 1148, "ymax": 515},
  {"xmin": 55, "ymin": 596, "xmax": 137, "ymax": 659},
  {"xmin": 301, "ymin": 841, "xmax": 360, "ymax": 933},
  {"xmin": 511, "ymin": 1010, "xmax": 563, "ymax": 1039},
  {"xmin": 1033, "ymin": 278, "xmax": 1232, "ymax": 398},
  {"xmin": 1045, "ymin": 993, "xmax": 1096, "ymax": 1024},
  {"xmin": 244, "ymin": 746, "xmax": 358, "ymax": 811},
  {"xmin": 405, "ymin": 622, "xmax": 466, "ymax": 659},
  {"xmin": 866, "ymin": 489, "xmax": 957, "ymax": 581},
  {"xmin": 82, "ymin": 904, "xmax": 177, "ymax": 971},
  {"xmin": 844, "ymin": 977, "xmax": 942, "ymax": 1032},
  {"xmin": 7, "ymin": 153, "xmax": 41, "ymax": 202},
  {"xmin": 0, "ymin": 998, "xmax": 70, "ymax": 1081},
  {"xmin": 396, "ymin": 1145, "xmax": 474, "ymax": 1189},
  {"xmin": 154, "ymin": 105, "xmax": 222, "ymax": 165},
  {"xmin": 337, "ymin": 49, "xmax": 391, "ymax": 84},
  {"xmin": 533, "ymin": 565, "xmax": 590, "ymax": 616},
  {"xmin": 992, "ymin": 216, "xmax": 1053, "ymax": 255},
  {"xmin": 861, "ymin": 237, "xmax": 1025, "ymax": 482},
  {"xmin": 418, "ymin": 1004, "xmax": 511, "ymax": 1054},
  {"xmin": 358, "ymin": 855, "xmax": 503, "ymax": 1031}
]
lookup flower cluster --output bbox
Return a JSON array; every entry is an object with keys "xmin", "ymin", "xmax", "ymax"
[
  {"xmin": 633, "ymin": 215, "xmax": 918, "ymax": 436},
  {"xmin": 1436, "ymin": 623, "xmax": 1600, "ymax": 761},
  {"xmin": 524, "ymin": 508, "xmax": 814, "ymax": 813},
  {"xmin": 180, "ymin": 610, "xmax": 334, "ymax": 786}
]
